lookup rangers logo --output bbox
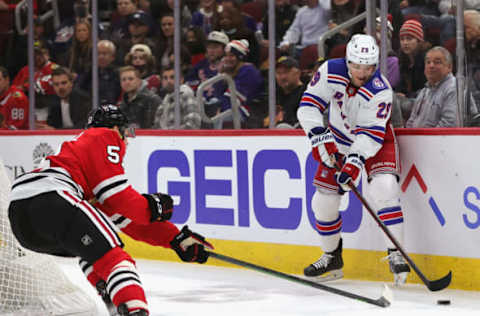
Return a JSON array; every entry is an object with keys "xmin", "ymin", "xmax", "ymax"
[
  {"xmin": 310, "ymin": 71, "xmax": 320, "ymax": 86},
  {"xmin": 32, "ymin": 142, "xmax": 54, "ymax": 168},
  {"xmin": 373, "ymin": 78, "xmax": 385, "ymax": 89}
]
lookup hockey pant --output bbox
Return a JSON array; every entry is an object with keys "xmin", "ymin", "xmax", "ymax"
[
  {"xmin": 8, "ymin": 191, "xmax": 149, "ymax": 314},
  {"xmin": 311, "ymin": 173, "xmax": 404, "ymax": 252}
]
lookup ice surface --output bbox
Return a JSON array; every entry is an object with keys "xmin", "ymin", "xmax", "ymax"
[{"xmin": 59, "ymin": 258, "xmax": 480, "ymax": 316}]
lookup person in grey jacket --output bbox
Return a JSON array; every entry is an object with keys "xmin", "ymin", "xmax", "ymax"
[
  {"xmin": 118, "ymin": 65, "xmax": 161, "ymax": 128},
  {"xmin": 405, "ymin": 46, "xmax": 458, "ymax": 128},
  {"xmin": 153, "ymin": 65, "xmax": 201, "ymax": 129}
]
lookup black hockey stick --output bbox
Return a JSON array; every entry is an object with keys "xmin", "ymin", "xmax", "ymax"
[
  {"xmin": 342, "ymin": 178, "xmax": 452, "ymax": 291},
  {"xmin": 207, "ymin": 251, "xmax": 392, "ymax": 307}
]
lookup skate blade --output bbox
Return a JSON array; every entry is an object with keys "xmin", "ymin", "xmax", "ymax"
[
  {"xmin": 309, "ymin": 269, "xmax": 344, "ymax": 282},
  {"xmin": 393, "ymin": 272, "xmax": 408, "ymax": 286}
]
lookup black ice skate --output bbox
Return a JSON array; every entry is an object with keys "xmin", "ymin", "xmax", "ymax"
[
  {"xmin": 117, "ymin": 304, "xmax": 148, "ymax": 316},
  {"xmin": 96, "ymin": 280, "xmax": 119, "ymax": 316},
  {"xmin": 303, "ymin": 239, "xmax": 344, "ymax": 282},
  {"xmin": 385, "ymin": 248, "xmax": 410, "ymax": 285}
]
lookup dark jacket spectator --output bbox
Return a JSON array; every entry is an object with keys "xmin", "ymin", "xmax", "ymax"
[
  {"xmin": 76, "ymin": 40, "xmax": 121, "ymax": 104},
  {"xmin": 118, "ymin": 66, "xmax": 160, "ymax": 128},
  {"xmin": 47, "ymin": 67, "xmax": 91, "ymax": 129}
]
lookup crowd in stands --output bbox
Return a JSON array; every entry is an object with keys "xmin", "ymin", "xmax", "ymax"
[{"xmin": 0, "ymin": 0, "xmax": 479, "ymax": 130}]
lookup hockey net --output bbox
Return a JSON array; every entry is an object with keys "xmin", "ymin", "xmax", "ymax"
[{"xmin": 0, "ymin": 158, "xmax": 97, "ymax": 315}]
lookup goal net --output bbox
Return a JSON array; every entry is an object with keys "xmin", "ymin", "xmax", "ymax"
[{"xmin": 0, "ymin": 158, "xmax": 97, "ymax": 315}]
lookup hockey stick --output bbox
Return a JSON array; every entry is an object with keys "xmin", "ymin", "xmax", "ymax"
[
  {"xmin": 207, "ymin": 251, "xmax": 392, "ymax": 307},
  {"xmin": 341, "ymin": 177, "xmax": 452, "ymax": 291}
]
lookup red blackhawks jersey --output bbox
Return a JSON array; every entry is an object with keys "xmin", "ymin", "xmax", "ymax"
[
  {"xmin": 12, "ymin": 61, "xmax": 59, "ymax": 96},
  {"xmin": 10, "ymin": 127, "xmax": 179, "ymax": 247},
  {"xmin": 0, "ymin": 85, "xmax": 29, "ymax": 129}
]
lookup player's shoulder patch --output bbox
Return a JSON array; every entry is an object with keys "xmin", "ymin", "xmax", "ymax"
[{"xmin": 363, "ymin": 70, "xmax": 390, "ymax": 95}]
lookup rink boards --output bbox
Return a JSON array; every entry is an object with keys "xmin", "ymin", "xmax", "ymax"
[{"xmin": 1, "ymin": 128, "xmax": 480, "ymax": 290}]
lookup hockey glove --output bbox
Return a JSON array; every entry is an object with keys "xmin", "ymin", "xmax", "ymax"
[
  {"xmin": 143, "ymin": 193, "xmax": 174, "ymax": 222},
  {"xmin": 335, "ymin": 154, "xmax": 365, "ymax": 194},
  {"xmin": 309, "ymin": 127, "xmax": 340, "ymax": 169},
  {"xmin": 170, "ymin": 225, "xmax": 214, "ymax": 264}
]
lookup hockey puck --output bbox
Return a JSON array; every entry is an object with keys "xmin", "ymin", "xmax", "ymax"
[{"xmin": 437, "ymin": 299, "xmax": 451, "ymax": 305}]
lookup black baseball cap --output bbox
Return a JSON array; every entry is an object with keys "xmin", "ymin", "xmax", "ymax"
[{"xmin": 276, "ymin": 56, "xmax": 299, "ymax": 69}]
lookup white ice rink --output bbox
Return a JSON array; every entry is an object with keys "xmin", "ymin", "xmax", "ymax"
[{"xmin": 59, "ymin": 258, "xmax": 480, "ymax": 316}]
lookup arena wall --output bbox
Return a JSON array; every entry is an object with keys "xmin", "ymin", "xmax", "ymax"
[{"xmin": 1, "ymin": 128, "xmax": 479, "ymax": 290}]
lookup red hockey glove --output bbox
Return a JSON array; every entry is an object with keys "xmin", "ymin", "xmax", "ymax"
[
  {"xmin": 170, "ymin": 225, "xmax": 214, "ymax": 264},
  {"xmin": 143, "ymin": 193, "xmax": 173, "ymax": 222},
  {"xmin": 309, "ymin": 127, "xmax": 339, "ymax": 168},
  {"xmin": 335, "ymin": 154, "xmax": 365, "ymax": 194}
]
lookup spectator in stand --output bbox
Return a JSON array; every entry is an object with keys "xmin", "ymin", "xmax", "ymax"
[
  {"xmin": 268, "ymin": 56, "xmax": 305, "ymax": 128},
  {"xmin": 61, "ymin": 19, "xmax": 93, "ymax": 79},
  {"xmin": 118, "ymin": 66, "xmax": 160, "ymax": 128},
  {"xmin": 13, "ymin": 41, "xmax": 58, "ymax": 97},
  {"xmin": 185, "ymin": 30, "xmax": 229, "ymax": 92},
  {"xmin": 368, "ymin": 16, "xmax": 400, "ymax": 89},
  {"xmin": 124, "ymin": 44, "xmax": 161, "ymax": 94},
  {"xmin": 153, "ymin": 65, "xmax": 201, "ymax": 130},
  {"xmin": 116, "ymin": 10, "xmax": 158, "ymax": 67},
  {"xmin": 220, "ymin": 0, "xmax": 257, "ymax": 33},
  {"xmin": 50, "ymin": 0, "xmax": 96, "ymax": 64},
  {"xmin": 0, "ymin": 66, "xmax": 29, "ymax": 130},
  {"xmin": 216, "ymin": 1, "xmax": 259, "ymax": 66},
  {"xmin": 279, "ymin": 0, "xmax": 331, "ymax": 58},
  {"xmin": 190, "ymin": 0, "xmax": 221, "ymax": 36},
  {"xmin": 213, "ymin": 39, "xmax": 264, "ymax": 128},
  {"xmin": 157, "ymin": 13, "xmax": 191, "ymax": 73},
  {"xmin": 76, "ymin": 40, "xmax": 121, "ymax": 105},
  {"xmin": 259, "ymin": 0, "xmax": 297, "ymax": 49},
  {"xmin": 399, "ymin": 0, "xmax": 440, "ymax": 16},
  {"xmin": 396, "ymin": 19, "xmax": 428, "ymax": 98},
  {"xmin": 186, "ymin": 26, "xmax": 206, "ymax": 67},
  {"xmin": 325, "ymin": 0, "xmax": 364, "ymax": 57},
  {"xmin": 46, "ymin": 67, "xmax": 91, "ymax": 129},
  {"xmin": 110, "ymin": 0, "xmax": 139, "ymax": 43},
  {"xmin": 151, "ymin": 0, "xmax": 192, "ymax": 32},
  {"xmin": 459, "ymin": 10, "xmax": 480, "ymax": 126},
  {"xmin": 438, "ymin": 0, "xmax": 480, "ymax": 16},
  {"xmin": 405, "ymin": 46, "xmax": 458, "ymax": 128},
  {"xmin": 138, "ymin": 0, "xmax": 151, "ymax": 12}
]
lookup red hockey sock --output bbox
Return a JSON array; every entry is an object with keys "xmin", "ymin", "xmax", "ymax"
[{"xmin": 93, "ymin": 247, "xmax": 149, "ymax": 314}]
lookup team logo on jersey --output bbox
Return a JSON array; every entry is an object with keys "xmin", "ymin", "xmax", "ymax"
[
  {"xmin": 32, "ymin": 142, "xmax": 54, "ymax": 168},
  {"xmin": 373, "ymin": 78, "xmax": 385, "ymax": 89},
  {"xmin": 310, "ymin": 71, "xmax": 320, "ymax": 86},
  {"xmin": 81, "ymin": 234, "xmax": 93, "ymax": 246}
]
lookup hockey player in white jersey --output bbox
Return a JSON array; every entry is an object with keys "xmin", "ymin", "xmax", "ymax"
[{"xmin": 297, "ymin": 34, "xmax": 410, "ymax": 285}]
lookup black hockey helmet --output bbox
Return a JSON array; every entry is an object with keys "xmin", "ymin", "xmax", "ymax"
[{"xmin": 86, "ymin": 104, "xmax": 135, "ymax": 138}]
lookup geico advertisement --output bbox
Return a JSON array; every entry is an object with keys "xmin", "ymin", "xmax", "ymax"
[{"xmin": 0, "ymin": 133, "xmax": 479, "ymax": 258}]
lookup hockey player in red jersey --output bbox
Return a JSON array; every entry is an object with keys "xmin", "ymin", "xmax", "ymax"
[
  {"xmin": 8, "ymin": 104, "xmax": 213, "ymax": 316},
  {"xmin": 297, "ymin": 34, "xmax": 410, "ymax": 285}
]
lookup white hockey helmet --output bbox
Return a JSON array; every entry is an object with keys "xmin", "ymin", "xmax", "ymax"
[{"xmin": 346, "ymin": 34, "xmax": 379, "ymax": 66}]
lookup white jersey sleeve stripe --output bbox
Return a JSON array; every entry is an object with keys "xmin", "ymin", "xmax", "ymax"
[
  {"xmin": 93, "ymin": 174, "xmax": 128, "ymax": 196},
  {"xmin": 96, "ymin": 182, "xmax": 130, "ymax": 203}
]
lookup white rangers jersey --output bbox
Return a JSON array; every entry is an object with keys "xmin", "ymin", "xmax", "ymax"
[{"xmin": 297, "ymin": 58, "xmax": 394, "ymax": 160}]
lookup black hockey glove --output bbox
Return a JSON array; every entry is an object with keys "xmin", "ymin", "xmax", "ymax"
[
  {"xmin": 170, "ymin": 225, "xmax": 214, "ymax": 264},
  {"xmin": 143, "ymin": 193, "xmax": 174, "ymax": 222}
]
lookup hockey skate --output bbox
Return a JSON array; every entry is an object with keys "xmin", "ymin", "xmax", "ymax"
[
  {"xmin": 303, "ymin": 239, "xmax": 344, "ymax": 282},
  {"xmin": 96, "ymin": 280, "xmax": 119, "ymax": 316},
  {"xmin": 117, "ymin": 304, "xmax": 148, "ymax": 316},
  {"xmin": 385, "ymin": 249, "xmax": 410, "ymax": 285}
]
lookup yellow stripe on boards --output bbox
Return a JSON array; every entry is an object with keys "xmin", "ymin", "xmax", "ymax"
[{"xmin": 121, "ymin": 234, "xmax": 479, "ymax": 291}]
